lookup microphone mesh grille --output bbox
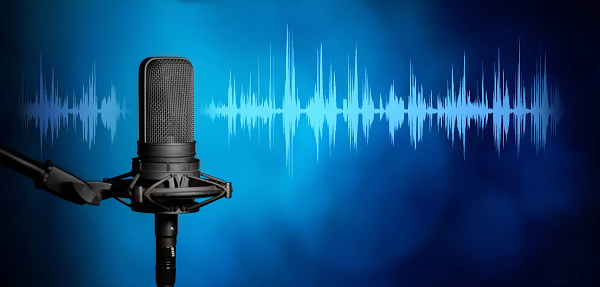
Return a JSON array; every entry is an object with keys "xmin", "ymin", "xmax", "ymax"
[{"xmin": 144, "ymin": 58, "xmax": 194, "ymax": 144}]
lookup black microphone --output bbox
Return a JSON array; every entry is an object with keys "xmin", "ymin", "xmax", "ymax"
[
  {"xmin": 138, "ymin": 57, "xmax": 195, "ymax": 287},
  {"xmin": 129, "ymin": 57, "xmax": 231, "ymax": 287},
  {"xmin": 0, "ymin": 56, "xmax": 231, "ymax": 287}
]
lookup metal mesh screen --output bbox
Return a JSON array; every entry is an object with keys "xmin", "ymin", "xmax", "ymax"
[{"xmin": 143, "ymin": 58, "xmax": 194, "ymax": 144}]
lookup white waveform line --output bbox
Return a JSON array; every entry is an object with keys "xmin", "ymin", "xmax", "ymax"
[
  {"xmin": 203, "ymin": 29, "xmax": 564, "ymax": 172},
  {"xmin": 18, "ymin": 56, "xmax": 129, "ymax": 158}
]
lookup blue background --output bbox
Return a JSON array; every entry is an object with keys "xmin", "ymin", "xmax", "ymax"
[{"xmin": 1, "ymin": 0, "xmax": 599, "ymax": 286}]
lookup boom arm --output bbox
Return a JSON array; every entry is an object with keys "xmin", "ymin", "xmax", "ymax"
[{"xmin": 0, "ymin": 144, "xmax": 101, "ymax": 205}]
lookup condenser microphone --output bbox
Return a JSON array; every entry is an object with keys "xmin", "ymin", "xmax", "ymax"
[{"xmin": 125, "ymin": 57, "xmax": 231, "ymax": 287}]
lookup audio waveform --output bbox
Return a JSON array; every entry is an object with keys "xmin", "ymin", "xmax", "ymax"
[
  {"xmin": 203, "ymin": 29, "xmax": 563, "ymax": 171},
  {"xmin": 18, "ymin": 56, "xmax": 129, "ymax": 157}
]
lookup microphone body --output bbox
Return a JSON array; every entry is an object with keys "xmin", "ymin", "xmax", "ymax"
[
  {"xmin": 132, "ymin": 57, "xmax": 200, "ymax": 215},
  {"xmin": 129, "ymin": 57, "xmax": 232, "ymax": 286}
]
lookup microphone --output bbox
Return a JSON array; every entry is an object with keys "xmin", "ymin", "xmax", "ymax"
[
  {"xmin": 0, "ymin": 56, "xmax": 232, "ymax": 287},
  {"xmin": 125, "ymin": 57, "xmax": 231, "ymax": 286}
]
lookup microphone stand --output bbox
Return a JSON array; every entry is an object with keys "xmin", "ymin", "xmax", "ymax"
[
  {"xmin": 0, "ymin": 144, "xmax": 231, "ymax": 286},
  {"xmin": 0, "ymin": 144, "xmax": 102, "ymax": 205}
]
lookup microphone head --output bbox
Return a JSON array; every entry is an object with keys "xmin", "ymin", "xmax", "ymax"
[
  {"xmin": 139, "ymin": 57, "xmax": 194, "ymax": 144},
  {"xmin": 134, "ymin": 57, "xmax": 199, "ymax": 184}
]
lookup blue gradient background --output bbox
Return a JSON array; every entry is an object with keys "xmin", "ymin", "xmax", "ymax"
[{"xmin": 1, "ymin": 0, "xmax": 599, "ymax": 286}]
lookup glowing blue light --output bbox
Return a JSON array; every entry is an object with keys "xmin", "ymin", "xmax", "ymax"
[
  {"xmin": 203, "ymin": 28, "xmax": 564, "ymax": 173},
  {"xmin": 18, "ymin": 56, "xmax": 129, "ymax": 158}
]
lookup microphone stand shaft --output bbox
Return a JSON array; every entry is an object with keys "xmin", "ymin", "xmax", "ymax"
[
  {"xmin": 155, "ymin": 214, "xmax": 178, "ymax": 287},
  {"xmin": 0, "ymin": 144, "xmax": 45, "ymax": 180}
]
